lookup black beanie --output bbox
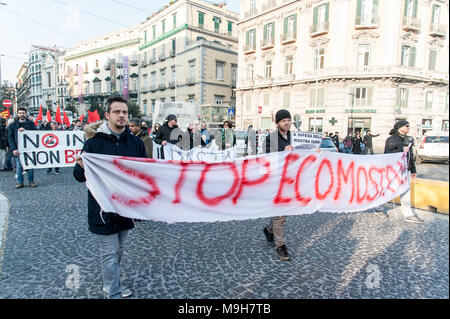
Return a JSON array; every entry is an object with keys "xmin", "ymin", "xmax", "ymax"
[
  {"xmin": 394, "ymin": 120, "xmax": 409, "ymax": 131},
  {"xmin": 275, "ymin": 109, "xmax": 291, "ymax": 124}
]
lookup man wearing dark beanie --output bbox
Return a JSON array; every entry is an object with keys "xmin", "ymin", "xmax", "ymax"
[
  {"xmin": 263, "ymin": 109, "xmax": 293, "ymax": 261},
  {"xmin": 384, "ymin": 120, "xmax": 423, "ymax": 223}
]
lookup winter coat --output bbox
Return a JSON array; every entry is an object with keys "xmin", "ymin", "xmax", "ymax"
[
  {"xmin": 363, "ymin": 133, "xmax": 379, "ymax": 148},
  {"xmin": 73, "ymin": 121, "xmax": 147, "ymax": 235},
  {"xmin": 136, "ymin": 129, "xmax": 153, "ymax": 158},
  {"xmin": 352, "ymin": 136, "xmax": 363, "ymax": 154},
  {"xmin": 7, "ymin": 118, "xmax": 36, "ymax": 152},
  {"xmin": 384, "ymin": 133, "xmax": 416, "ymax": 174},
  {"xmin": 265, "ymin": 129, "xmax": 291, "ymax": 153},
  {"xmin": 154, "ymin": 122, "xmax": 183, "ymax": 159},
  {"xmin": 0, "ymin": 124, "xmax": 7, "ymax": 150}
]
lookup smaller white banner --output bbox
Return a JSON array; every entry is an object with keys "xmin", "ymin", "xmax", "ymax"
[
  {"xmin": 291, "ymin": 131, "xmax": 323, "ymax": 149},
  {"xmin": 163, "ymin": 143, "xmax": 237, "ymax": 162},
  {"xmin": 18, "ymin": 131, "xmax": 85, "ymax": 169}
]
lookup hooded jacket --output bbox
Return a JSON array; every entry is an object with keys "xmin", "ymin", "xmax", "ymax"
[
  {"xmin": 73, "ymin": 121, "xmax": 147, "ymax": 235},
  {"xmin": 136, "ymin": 128, "xmax": 153, "ymax": 158},
  {"xmin": 384, "ymin": 132, "xmax": 416, "ymax": 174}
]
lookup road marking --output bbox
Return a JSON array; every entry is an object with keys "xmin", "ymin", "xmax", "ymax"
[{"xmin": 0, "ymin": 192, "xmax": 10, "ymax": 279}]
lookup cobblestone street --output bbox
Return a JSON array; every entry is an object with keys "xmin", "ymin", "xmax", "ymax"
[{"xmin": 0, "ymin": 168, "xmax": 448, "ymax": 299}]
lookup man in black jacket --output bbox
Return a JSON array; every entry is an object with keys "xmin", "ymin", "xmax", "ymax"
[
  {"xmin": 262, "ymin": 109, "xmax": 293, "ymax": 261},
  {"xmin": 74, "ymin": 95, "xmax": 147, "ymax": 298},
  {"xmin": 0, "ymin": 117, "xmax": 7, "ymax": 171},
  {"xmin": 384, "ymin": 120, "xmax": 422, "ymax": 224},
  {"xmin": 363, "ymin": 130, "xmax": 379, "ymax": 155},
  {"xmin": 154, "ymin": 114, "xmax": 183, "ymax": 159},
  {"xmin": 7, "ymin": 107, "xmax": 37, "ymax": 188}
]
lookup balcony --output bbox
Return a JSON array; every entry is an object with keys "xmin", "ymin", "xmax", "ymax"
[
  {"xmin": 429, "ymin": 23, "xmax": 447, "ymax": 37},
  {"xmin": 244, "ymin": 43, "xmax": 256, "ymax": 54},
  {"xmin": 280, "ymin": 30, "xmax": 297, "ymax": 45},
  {"xmin": 169, "ymin": 81, "xmax": 176, "ymax": 89},
  {"xmin": 244, "ymin": 9, "xmax": 258, "ymax": 19},
  {"xmin": 402, "ymin": 17, "xmax": 421, "ymax": 32},
  {"xmin": 186, "ymin": 77, "xmax": 195, "ymax": 85},
  {"xmin": 310, "ymin": 22, "xmax": 329, "ymax": 37},
  {"xmin": 159, "ymin": 54, "xmax": 166, "ymax": 61},
  {"xmin": 355, "ymin": 15, "xmax": 379, "ymax": 29},
  {"xmin": 261, "ymin": 37, "xmax": 275, "ymax": 50},
  {"xmin": 158, "ymin": 83, "xmax": 166, "ymax": 90},
  {"xmin": 262, "ymin": 0, "xmax": 277, "ymax": 12}
]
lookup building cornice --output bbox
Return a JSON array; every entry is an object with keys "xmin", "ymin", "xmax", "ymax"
[{"xmin": 64, "ymin": 38, "xmax": 140, "ymax": 61}]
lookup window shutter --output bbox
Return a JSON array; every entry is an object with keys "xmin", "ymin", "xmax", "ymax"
[
  {"xmin": 325, "ymin": 3, "xmax": 330, "ymax": 22},
  {"xmin": 271, "ymin": 22, "xmax": 275, "ymax": 39},
  {"xmin": 409, "ymin": 46, "xmax": 416, "ymax": 67},
  {"xmin": 413, "ymin": 0, "xmax": 418, "ymax": 18},
  {"xmin": 401, "ymin": 45, "xmax": 406, "ymax": 65},
  {"xmin": 431, "ymin": 5, "xmax": 436, "ymax": 24},
  {"xmin": 284, "ymin": 16, "xmax": 288, "ymax": 33},
  {"xmin": 264, "ymin": 24, "xmax": 268, "ymax": 40},
  {"xmin": 293, "ymin": 14, "xmax": 297, "ymax": 32},
  {"xmin": 356, "ymin": 0, "xmax": 362, "ymax": 21},
  {"xmin": 403, "ymin": 0, "xmax": 408, "ymax": 17},
  {"xmin": 429, "ymin": 50, "xmax": 437, "ymax": 70},
  {"xmin": 313, "ymin": 6, "xmax": 318, "ymax": 26},
  {"xmin": 373, "ymin": 0, "xmax": 379, "ymax": 20},
  {"xmin": 405, "ymin": 89, "xmax": 409, "ymax": 107},
  {"xmin": 246, "ymin": 30, "xmax": 249, "ymax": 45}
]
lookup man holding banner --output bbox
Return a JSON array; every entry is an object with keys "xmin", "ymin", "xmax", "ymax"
[
  {"xmin": 263, "ymin": 109, "xmax": 294, "ymax": 261},
  {"xmin": 7, "ymin": 107, "xmax": 37, "ymax": 188},
  {"xmin": 73, "ymin": 95, "xmax": 147, "ymax": 298}
]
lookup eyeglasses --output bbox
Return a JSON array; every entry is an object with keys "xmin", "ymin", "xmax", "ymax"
[{"xmin": 405, "ymin": 125, "xmax": 410, "ymax": 127}]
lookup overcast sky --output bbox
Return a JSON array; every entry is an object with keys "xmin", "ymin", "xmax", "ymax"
[{"xmin": 0, "ymin": 0, "xmax": 241, "ymax": 84}]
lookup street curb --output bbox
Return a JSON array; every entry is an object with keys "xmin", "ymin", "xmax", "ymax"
[
  {"xmin": 394, "ymin": 178, "xmax": 449, "ymax": 214},
  {"xmin": 0, "ymin": 192, "xmax": 10, "ymax": 279}
]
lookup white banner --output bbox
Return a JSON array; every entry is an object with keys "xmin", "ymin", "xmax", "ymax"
[
  {"xmin": 81, "ymin": 150, "xmax": 410, "ymax": 223},
  {"xmin": 18, "ymin": 131, "xmax": 85, "ymax": 169},
  {"xmin": 153, "ymin": 101, "xmax": 199, "ymax": 129},
  {"xmin": 163, "ymin": 143, "xmax": 236, "ymax": 162},
  {"xmin": 291, "ymin": 131, "xmax": 323, "ymax": 149}
]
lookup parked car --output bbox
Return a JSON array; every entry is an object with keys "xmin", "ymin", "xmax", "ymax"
[
  {"xmin": 415, "ymin": 135, "xmax": 449, "ymax": 164},
  {"xmin": 319, "ymin": 137, "xmax": 338, "ymax": 152}
]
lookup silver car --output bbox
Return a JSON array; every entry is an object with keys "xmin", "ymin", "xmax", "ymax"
[
  {"xmin": 319, "ymin": 137, "xmax": 338, "ymax": 152},
  {"xmin": 416, "ymin": 135, "xmax": 449, "ymax": 164}
]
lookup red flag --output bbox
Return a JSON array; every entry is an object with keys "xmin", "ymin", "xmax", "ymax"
[
  {"xmin": 93, "ymin": 109, "xmax": 101, "ymax": 122},
  {"xmin": 63, "ymin": 110, "xmax": 71, "ymax": 128},
  {"xmin": 55, "ymin": 105, "xmax": 62, "ymax": 124},
  {"xmin": 46, "ymin": 110, "xmax": 52, "ymax": 122},
  {"xmin": 34, "ymin": 105, "xmax": 43, "ymax": 125},
  {"xmin": 79, "ymin": 114, "xmax": 84, "ymax": 122},
  {"xmin": 88, "ymin": 111, "xmax": 93, "ymax": 123}
]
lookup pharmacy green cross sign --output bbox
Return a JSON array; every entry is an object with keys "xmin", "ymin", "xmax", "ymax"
[{"xmin": 329, "ymin": 117, "xmax": 338, "ymax": 126}]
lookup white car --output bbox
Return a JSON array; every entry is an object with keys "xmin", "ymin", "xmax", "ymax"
[
  {"xmin": 416, "ymin": 135, "xmax": 449, "ymax": 164},
  {"xmin": 319, "ymin": 137, "xmax": 338, "ymax": 152}
]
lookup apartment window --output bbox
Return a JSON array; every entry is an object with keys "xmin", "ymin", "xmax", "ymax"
[
  {"xmin": 285, "ymin": 56, "xmax": 294, "ymax": 75},
  {"xmin": 151, "ymin": 99, "xmax": 156, "ymax": 113},
  {"xmin": 397, "ymin": 87, "xmax": 409, "ymax": 108},
  {"xmin": 428, "ymin": 50, "xmax": 437, "ymax": 71},
  {"xmin": 284, "ymin": 14, "xmax": 296, "ymax": 36},
  {"xmin": 404, "ymin": 0, "xmax": 417, "ymax": 18},
  {"xmin": 250, "ymin": 0, "xmax": 256, "ymax": 14},
  {"xmin": 264, "ymin": 22, "xmax": 275, "ymax": 44},
  {"xmin": 152, "ymin": 26, "xmax": 156, "ymax": 39},
  {"xmin": 161, "ymin": 44, "xmax": 166, "ymax": 57},
  {"xmin": 189, "ymin": 60, "xmax": 195, "ymax": 80},
  {"xmin": 143, "ymin": 100, "xmax": 147, "ymax": 115},
  {"xmin": 85, "ymin": 83, "xmax": 90, "ymax": 95},
  {"xmin": 309, "ymin": 118, "xmax": 323, "ymax": 132},
  {"xmin": 160, "ymin": 69, "xmax": 166, "ymax": 85},
  {"xmin": 173, "ymin": 14, "xmax": 177, "ymax": 29},
  {"xmin": 188, "ymin": 94, "xmax": 195, "ymax": 103},
  {"xmin": 248, "ymin": 64, "xmax": 254, "ymax": 80},
  {"xmin": 431, "ymin": 4, "xmax": 441, "ymax": 25},
  {"xmin": 356, "ymin": 0, "xmax": 378, "ymax": 25},
  {"xmin": 246, "ymin": 94, "xmax": 251, "ymax": 111},
  {"xmin": 265, "ymin": 60, "xmax": 272, "ymax": 78},
  {"xmin": 309, "ymin": 88, "xmax": 325, "ymax": 108},
  {"xmin": 401, "ymin": 45, "xmax": 416, "ymax": 67},
  {"xmin": 246, "ymin": 29, "xmax": 256, "ymax": 50},
  {"xmin": 314, "ymin": 47, "xmax": 325, "ymax": 70},
  {"xmin": 144, "ymin": 30, "xmax": 147, "ymax": 43},
  {"xmin": 143, "ymin": 74, "xmax": 148, "ymax": 88},
  {"xmin": 351, "ymin": 87, "xmax": 373, "ymax": 107},
  {"xmin": 216, "ymin": 62, "xmax": 225, "ymax": 80},
  {"xmin": 213, "ymin": 17, "xmax": 221, "ymax": 33},
  {"xmin": 215, "ymin": 95, "xmax": 224, "ymax": 105},
  {"xmin": 171, "ymin": 66, "xmax": 176, "ymax": 83},
  {"xmin": 162, "ymin": 20, "xmax": 166, "ymax": 34},
  {"xmin": 106, "ymin": 80, "xmax": 111, "ymax": 92},
  {"xmin": 84, "ymin": 62, "xmax": 88, "ymax": 73},
  {"xmin": 47, "ymin": 72, "xmax": 51, "ymax": 87},
  {"xmin": 152, "ymin": 48, "xmax": 156, "ymax": 61},
  {"xmin": 357, "ymin": 44, "xmax": 371, "ymax": 67},
  {"xmin": 94, "ymin": 81, "xmax": 101, "ymax": 94},
  {"xmin": 228, "ymin": 21, "xmax": 233, "ymax": 35},
  {"xmin": 425, "ymin": 91, "xmax": 433, "ymax": 109},
  {"xmin": 151, "ymin": 72, "xmax": 156, "ymax": 88},
  {"xmin": 198, "ymin": 12, "xmax": 205, "ymax": 28},
  {"xmin": 313, "ymin": 3, "xmax": 329, "ymax": 32},
  {"xmin": 442, "ymin": 120, "xmax": 449, "ymax": 132},
  {"xmin": 131, "ymin": 78, "xmax": 137, "ymax": 91},
  {"xmin": 143, "ymin": 52, "xmax": 147, "ymax": 63}
]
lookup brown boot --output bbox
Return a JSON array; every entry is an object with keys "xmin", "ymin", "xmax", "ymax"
[
  {"xmin": 29, "ymin": 182, "xmax": 37, "ymax": 187},
  {"xmin": 14, "ymin": 183, "xmax": 24, "ymax": 189}
]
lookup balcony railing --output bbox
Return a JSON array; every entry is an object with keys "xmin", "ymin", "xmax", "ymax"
[
  {"xmin": 355, "ymin": 15, "xmax": 379, "ymax": 28},
  {"xmin": 261, "ymin": 37, "xmax": 275, "ymax": 49},
  {"xmin": 186, "ymin": 77, "xmax": 195, "ymax": 85},
  {"xmin": 402, "ymin": 17, "xmax": 421, "ymax": 31},
  {"xmin": 244, "ymin": 43, "xmax": 256, "ymax": 54},
  {"xmin": 281, "ymin": 30, "xmax": 297, "ymax": 44},
  {"xmin": 262, "ymin": 0, "xmax": 277, "ymax": 11},
  {"xmin": 430, "ymin": 23, "xmax": 447, "ymax": 37},
  {"xmin": 310, "ymin": 22, "xmax": 329, "ymax": 36}
]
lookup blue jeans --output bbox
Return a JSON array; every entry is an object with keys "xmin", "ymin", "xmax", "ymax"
[
  {"xmin": 98, "ymin": 230, "xmax": 129, "ymax": 299},
  {"xmin": 15, "ymin": 157, "xmax": 34, "ymax": 184}
]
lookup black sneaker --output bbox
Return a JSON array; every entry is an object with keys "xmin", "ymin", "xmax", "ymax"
[
  {"xmin": 263, "ymin": 227, "xmax": 275, "ymax": 245},
  {"xmin": 276, "ymin": 245, "xmax": 291, "ymax": 261}
]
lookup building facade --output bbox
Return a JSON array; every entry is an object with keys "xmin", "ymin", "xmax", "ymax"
[
  {"xmin": 15, "ymin": 62, "xmax": 29, "ymax": 110},
  {"xmin": 236, "ymin": 0, "xmax": 449, "ymax": 150},
  {"xmin": 138, "ymin": 0, "xmax": 239, "ymax": 127},
  {"xmin": 27, "ymin": 45, "xmax": 67, "ymax": 113}
]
